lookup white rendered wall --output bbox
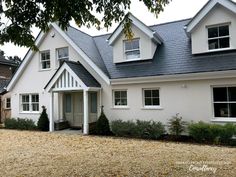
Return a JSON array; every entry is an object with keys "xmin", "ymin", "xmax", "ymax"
[
  {"xmin": 101, "ymin": 78, "xmax": 236, "ymax": 125},
  {"xmin": 113, "ymin": 24, "xmax": 157, "ymax": 63},
  {"xmin": 191, "ymin": 5, "xmax": 236, "ymax": 54}
]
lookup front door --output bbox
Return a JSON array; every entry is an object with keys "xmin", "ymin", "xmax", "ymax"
[{"xmin": 73, "ymin": 92, "xmax": 83, "ymax": 127}]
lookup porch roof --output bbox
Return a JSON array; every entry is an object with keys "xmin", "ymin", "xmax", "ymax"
[
  {"xmin": 66, "ymin": 61, "xmax": 101, "ymax": 88},
  {"xmin": 44, "ymin": 61, "xmax": 101, "ymax": 92}
]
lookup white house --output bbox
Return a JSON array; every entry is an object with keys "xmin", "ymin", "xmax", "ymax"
[{"xmin": 5, "ymin": 0, "xmax": 236, "ymax": 134}]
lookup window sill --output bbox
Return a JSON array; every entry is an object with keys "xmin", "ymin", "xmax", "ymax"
[
  {"xmin": 20, "ymin": 111, "xmax": 40, "ymax": 114},
  {"xmin": 111, "ymin": 106, "xmax": 130, "ymax": 110},
  {"xmin": 141, "ymin": 106, "xmax": 163, "ymax": 110},
  {"xmin": 39, "ymin": 68, "xmax": 51, "ymax": 72},
  {"xmin": 4, "ymin": 108, "xmax": 11, "ymax": 110},
  {"xmin": 211, "ymin": 118, "xmax": 236, "ymax": 123},
  {"xmin": 208, "ymin": 47, "xmax": 232, "ymax": 53}
]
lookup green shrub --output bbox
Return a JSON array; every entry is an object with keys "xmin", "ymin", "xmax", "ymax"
[
  {"xmin": 4, "ymin": 118, "xmax": 18, "ymax": 129},
  {"xmin": 111, "ymin": 119, "xmax": 165, "ymax": 139},
  {"xmin": 136, "ymin": 120, "xmax": 165, "ymax": 139},
  {"xmin": 188, "ymin": 122, "xmax": 236, "ymax": 144},
  {"xmin": 188, "ymin": 122, "xmax": 220, "ymax": 143},
  {"xmin": 219, "ymin": 123, "xmax": 236, "ymax": 144},
  {"xmin": 168, "ymin": 114, "xmax": 187, "ymax": 138},
  {"xmin": 111, "ymin": 120, "xmax": 137, "ymax": 137},
  {"xmin": 95, "ymin": 108, "xmax": 111, "ymax": 135},
  {"xmin": 4, "ymin": 118, "xmax": 37, "ymax": 130},
  {"xmin": 37, "ymin": 106, "xmax": 49, "ymax": 131}
]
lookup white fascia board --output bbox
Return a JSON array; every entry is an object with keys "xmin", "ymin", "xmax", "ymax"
[
  {"xmin": 108, "ymin": 25, "xmax": 123, "ymax": 45},
  {"xmin": 46, "ymin": 63, "xmax": 88, "ymax": 92},
  {"xmin": 6, "ymin": 31, "xmax": 46, "ymax": 91},
  {"xmin": 108, "ymin": 13, "xmax": 162, "ymax": 45},
  {"xmin": 110, "ymin": 70, "xmax": 236, "ymax": 85},
  {"xmin": 187, "ymin": 0, "xmax": 236, "ymax": 33},
  {"xmin": 45, "ymin": 63, "xmax": 88, "ymax": 92},
  {"xmin": 51, "ymin": 23, "xmax": 110, "ymax": 85}
]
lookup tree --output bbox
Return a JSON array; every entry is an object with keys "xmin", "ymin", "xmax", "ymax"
[
  {"xmin": 95, "ymin": 106, "xmax": 111, "ymax": 135},
  {"xmin": 0, "ymin": 0, "xmax": 171, "ymax": 49},
  {"xmin": 37, "ymin": 106, "xmax": 49, "ymax": 131}
]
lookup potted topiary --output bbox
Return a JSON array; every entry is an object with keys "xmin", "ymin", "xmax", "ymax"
[{"xmin": 37, "ymin": 106, "xmax": 49, "ymax": 131}]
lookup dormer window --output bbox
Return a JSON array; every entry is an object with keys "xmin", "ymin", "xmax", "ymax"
[
  {"xmin": 124, "ymin": 39, "xmax": 140, "ymax": 60},
  {"xmin": 57, "ymin": 47, "xmax": 69, "ymax": 66},
  {"xmin": 208, "ymin": 25, "xmax": 230, "ymax": 50}
]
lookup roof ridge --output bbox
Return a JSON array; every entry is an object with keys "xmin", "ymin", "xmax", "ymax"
[
  {"xmin": 68, "ymin": 25, "xmax": 93, "ymax": 38},
  {"xmin": 149, "ymin": 18, "xmax": 192, "ymax": 28}
]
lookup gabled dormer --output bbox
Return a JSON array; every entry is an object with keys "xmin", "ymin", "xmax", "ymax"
[
  {"xmin": 186, "ymin": 0, "xmax": 236, "ymax": 54},
  {"xmin": 108, "ymin": 13, "xmax": 162, "ymax": 63}
]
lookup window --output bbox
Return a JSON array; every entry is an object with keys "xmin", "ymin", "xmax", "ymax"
[
  {"xmin": 113, "ymin": 90, "xmax": 127, "ymax": 106},
  {"xmin": 213, "ymin": 87, "xmax": 236, "ymax": 118},
  {"xmin": 208, "ymin": 25, "xmax": 230, "ymax": 50},
  {"xmin": 65, "ymin": 94, "xmax": 71, "ymax": 113},
  {"xmin": 21, "ymin": 94, "xmax": 39, "ymax": 112},
  {"xmin": 90, "ymin": 92, "xmax": 97, "ymax": 113},
  {"xmin": 143, "ymin": 89, "xmax": 160, "ymax": 106},
  {"xmin": 124, "ymin": 39, "xmax": 140, "ymax": 60},
  {"xmin": 57, "ymin": 47, "xmax": 69, "ymax": 66},
  {"xmin": 40, "ymin": 51, "xmax": 50, "ymax": 69},
  {"xmin": 5, "ymin": 98, "xmax": 11, "ymax": 109}
]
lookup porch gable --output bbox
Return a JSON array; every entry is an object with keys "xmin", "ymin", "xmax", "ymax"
[{"xmin": 44, "ymin": 61, "xmax": 101, "ymax": 92}]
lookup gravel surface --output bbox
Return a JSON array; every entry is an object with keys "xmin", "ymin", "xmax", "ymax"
[{"xmin": 0, "ymin": 130, "xmax": 235, "ymax": 177}]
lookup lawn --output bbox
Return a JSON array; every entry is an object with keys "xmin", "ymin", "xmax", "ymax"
[{"xmin": 0, "ymin": 130, "xmax": 235, "ymax": 177}]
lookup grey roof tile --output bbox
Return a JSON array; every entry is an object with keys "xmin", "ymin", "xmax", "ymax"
[
  {"xmin": 65, "ymin": 19, "xmax": 236, "ymax": 80},
  {"xmin": 65, "ymin": 27, "xmax": 109, "ymax": 77},
  {"xmin": 66, "ymin": 61, "xmax": 101, "ymax": 87}
]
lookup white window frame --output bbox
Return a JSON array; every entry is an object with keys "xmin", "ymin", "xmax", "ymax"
[
  {"xmin": 20, "ymin": 94, "xmax": 39, "ymax": 113},
  {"xmin": 5, "ymin": 97, "xmax": 11, "ymax": 109},
  {"xmin": 207, "ymin": 24, "xmax": 230, "ymax": 51},
  {"xmin": 40, "ymin": 50, "xmax": 51, "ymax": 70},
  {"xmin": 124, "ymin": 38, "xmax": 140, "ymax": 60},
  {"xmin": 142, "ymin": 88, "xmax": 162, "ymax": 109},
  {"xmin": 211, "ymin": 86, "xmax": 236, "ymax": 122},
  {"xmin": 56, "ymin": 47, "xmax": 69, "ymax": 67},
  {"xmin": 112, "ymin": 90, "xmax": 128, "ymax": 108}
]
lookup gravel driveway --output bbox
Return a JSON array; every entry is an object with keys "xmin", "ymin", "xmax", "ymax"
[{"xmin": 0, "ymin": 130, "xmax": 235, "ymax": 177}]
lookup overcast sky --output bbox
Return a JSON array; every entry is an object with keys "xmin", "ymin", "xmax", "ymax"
[{"xmin": 0, "ymin": 0, "xmax": 224, "ymax": 58}]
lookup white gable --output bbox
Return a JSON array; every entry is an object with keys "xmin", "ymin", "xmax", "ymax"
[
  {"xmin": 107, "ymin": 13, "xmax": 162, "ymax": 46},
  {"xmin": 186, "ymin": 0, "xmax": 236, "ymax": 33},
  {"xmin": 45, "ymin": 63, "xmax": 87, "ymax": 92}
]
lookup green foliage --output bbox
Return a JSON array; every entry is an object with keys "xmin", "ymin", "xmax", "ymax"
[
  {"xmin": 111, "ymin": 120, "xmax": 165, "ymax": 140},
  {"xmin": 4, "ymin": 118, "xmax": 37, "ymax": 130},
  {"xmin": 219, "ymin": 123, "xmax": 236, "ymax": 144},
  {"xmin": 188, "ymin": 122, "xmax": 236, "ymax": 144},
  {"xmin": 111, "ymin": 120, "xmax": 137, "ymax": 137},
  {"xmin": 95, "ymin": 109, "xmax": 111, "ymax": 135},
  {"xmin": 136, "ymin": 120, "xmax": 165, "ymax": 139},
  {"xmin": 168, "ymin": 114, "xmax": 187, "ymax": 138},
  {"xmin": 37, "ymin": 106, "xmax": 49, "ymax": 131},
  {"xmin": 0, "ymin": 0, "xmax": 171, "ymax": 48}
]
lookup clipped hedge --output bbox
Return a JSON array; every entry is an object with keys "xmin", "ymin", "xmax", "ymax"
[
  {"xmin": 5, "ymin": 118, "xmax": 37, "ymax": 130},
  {"xmin": 111, "ymin": 120, "xmax": 165, "ymax": 140},
  {"xmin": 188, "ymin": 122, "xmax": 236, "ymax": 144}
]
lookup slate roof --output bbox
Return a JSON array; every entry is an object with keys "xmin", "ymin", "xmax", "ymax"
[
  {"xmin": 65, "ymin": 19, "xmax": 236, "ymax": 79},
  {"xmin": 0, "ymin": 54, "xmax": 17, "ymax": 66},
  {"xmin": 0, "ymin": 79, "xmax": 9, "ymax": 94},
  {"xmin": 66, "ymin": 61, "xmax": 101, "ymax": 87}
]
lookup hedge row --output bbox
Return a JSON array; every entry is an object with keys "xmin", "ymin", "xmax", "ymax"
[
  {"xmin": 111, "ymin": 120, "xmax": 165, "ymax": 140},
  {"xmin": 110, "ymin": 119, "xmax": 236, "ymax": 145},
  {"xmin": 188, "ymin": 122, "xmax": 236, "ymax": 144},
  {"xmin": 4, "ymin": 118, "xmax": 37, "ymax": 130}
]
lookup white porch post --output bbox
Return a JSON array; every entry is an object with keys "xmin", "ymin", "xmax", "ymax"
[
  {"xmin": 83, "ymin": 90, "xmax": 89, "ymax": 135},
  {"xmin": 49, "ymin": 91, "xmax": 54, "ymax": 132}
]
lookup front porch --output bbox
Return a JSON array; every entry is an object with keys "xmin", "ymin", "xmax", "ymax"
[{"xmin": 44, "ymin": 61, "xmax": 102, "ymax": 134}]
